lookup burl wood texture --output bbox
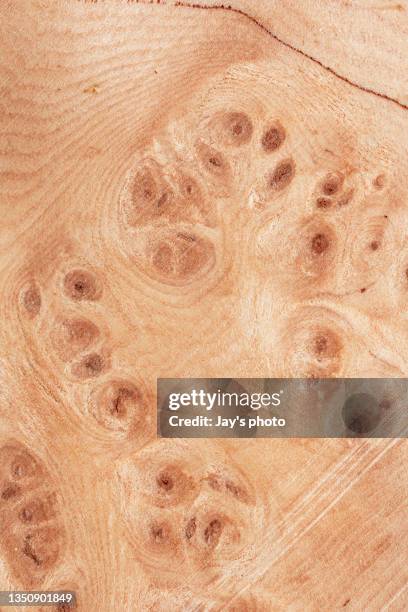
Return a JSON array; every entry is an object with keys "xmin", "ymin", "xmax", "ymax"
[{"xmin": 1, "ymin": 1, "xmax": 408, "ymax": 611}]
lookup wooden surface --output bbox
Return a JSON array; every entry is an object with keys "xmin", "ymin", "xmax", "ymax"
[{"xmin": 0, "ymin": 1, "xmax": 408, "ymax": 610}]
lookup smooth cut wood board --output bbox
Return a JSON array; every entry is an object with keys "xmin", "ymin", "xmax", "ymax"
[{"xmin": 0, "ymin": 1, "xmax": 407, "ymax": 611}]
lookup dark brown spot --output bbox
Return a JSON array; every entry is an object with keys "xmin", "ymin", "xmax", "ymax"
[
  {"xmin": 314, "ymin": 335, "xmax": 328, "ymax": 355},
  {"xmin": 22, "ymin": 534, "xmax": 42, "ymax": 566},
  {"xmin": 156, "ymin": 470, "xmax": 174, "ymax": 492},
  {"xmin": 176, "ymin": 232, "xmax": 196, "ymax": 242},
  {"xmin": 206, "ymin": 474, "xmax": 223, "ymax": 491},
  {"xmin": 56, "ymin": 605, "xmax": 75, "ymax": 612},
  {"xmin": 20, "ymin": 507, "xmax": 34, "ymax": 523},
  {"xmin": 179, "ymin": 174, "xmax": 201, "ymax": 201},
  {"xmin": 55, "ymin": 599, "xmax": 78, "ymax": 612},
  {"xmin": 63, "ymin": 269, "xmax": 101, "ymax": 301},
  {"xmin": 110, "ymin": 387, "xmax": 134, "ymax": 418},
  {"xmin": 209, "ymin": 156, "xmax": 222, "ymax": 168},
  {"xmin": 22, "ymin": 286, "xmax": 41, "ymax": 316},
  {"xmin": 304, "ymin": 327, "xmax": 343, "ymax": 377},
  {"xmin": 133, "ymin": 167, "xmax": 157, "ymax": 204},
  {"xmin": 83, "ymin": 354, "xmax": 103, "ymax": 375},
  {"xmin": 61, "ymin": 318, "xmax": 99, "ymax": 353},
  {"xmin": 268, "ymin": 158, "xmax": 295, "ymax": 191},
  {"xmin": 342, "ymin": 599, "xmax": 351, "ymax": 607},
  {"xmin": 157, "ymin": 192, "xmax": 170, "ymax": 208},
  {"xmin": 148, "ymin": 463, "xmax": 195, "ymax": 508},
  {"xmin": 370, "ymin": 240, "xmax": 380, "ymax": 251},
  {"xmin": 72, "ymin": 353, "xmax": 105, "ymax": 379},
  {"xmin": 150, "ymin": 231, "xmax": 215, "ymax": 285},
  {"xmin": 91, "ymin": 379, "xmax": 145, "ymax": 434},
  {"xmin": 50, "ymin": 317, "xmax": 100, "ymax": 363},
  {"xmin": 360, "ymin": 287, "xmax": 366, "ymax": 293},
  {"xmin": 316, "ymin": 197, "xmax": 332, "ymax": 209},
  {"xmin": 127, "ymin": 162, "xmax": 176, "ymax": 226},
  {"xmin": 150, "ymin": 522, "xmax": 170, "ymax": 544},
  {"xmin": 261, "ymin": 122, "xmax": 286, "ymax": 152},
  {"xmin": 152, "ymin": 527, "xmax": 164, "ymax": 541},
  {"xmin": 18, "ymin": 527, "xmax": 61, "ymax": 573},
  {"xmin": 204, "ymin": 518, "xmax": 223, "ymax": 546},
  {"xmin": 1, "ymin": 484, "xmax": 20, "ymax": 500},
  {"xmin": 373, "ymin": 174, "xmax": 386, "ymax": 189},
  {"xmin": 220, "ymin": 111, "xmax": 253, "ymax": 146},
  {"xmin": 321, "ymin": 172, "xmax": 344, "ymax": 195},
  {"xmin": 196, "ymin": 141, "xmax": 230, "ymax": 180},
  {"xmin": 185, "ymin": 517, "xmax": 196, "ymax": 540},
  {"xmin": 11, "ymin": 451, "xmax": 39, "ymax": 480},
  {"xmin": 225, "ymin": 480, "xmax": 249, "ymax": 504},
  {"xmin": 206, "ymin": 473, "xmax": 250, "ymax": 503},
  {"xmin": 311, "ymin": 233, "xmax": 330, "ymax": 254},
  {"xmin": 152, "ymin": 244, "xmax": 173, "ymax": 275},
  {"xmin": 18, "ymin": 496, "xmax": 56, "ymax": 524}
]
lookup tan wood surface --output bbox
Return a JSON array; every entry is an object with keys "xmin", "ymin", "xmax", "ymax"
[{"xmin": 0, "ymin": 1, "xmax": 407, "ymax": 610}]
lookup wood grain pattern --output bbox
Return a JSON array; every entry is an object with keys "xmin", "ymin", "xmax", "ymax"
[{"xmin": 0, "ymin": 1, "xmax": 407, "ymax": 610}]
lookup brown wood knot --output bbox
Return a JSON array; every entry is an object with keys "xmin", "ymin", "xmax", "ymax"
[
  {"xmin": 261, "ymin": 121, "xmax": 286, "ymax": 153},
  {"xmin": 63, "ymin": 269, "xmax": 102, "ymax": 302},
  {"xmin": 90, "ymin": 378, "xmax": 147, "ymax": 437},
  {"xmin": 267, "ymin": 157, "xmax": 295, "ymax": 192},
  {"xmin": 148, "ymin": 229, "xmax": 216, "ymax": 286},
  {"xmin": 21, "ymin": 283, "xmax": 41, "ymax": 317},
  {"xmin": 71, "ymin": 352, "xmax": 107, "ymax": 380},
  {"xmin": 211, "ymin": 111, "xmax": 254, "ymax": 147}
]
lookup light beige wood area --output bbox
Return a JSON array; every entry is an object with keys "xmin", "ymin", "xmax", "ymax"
[{"xmin": 0, "ymin": 1, "xmax": 407, "ymax": 610}]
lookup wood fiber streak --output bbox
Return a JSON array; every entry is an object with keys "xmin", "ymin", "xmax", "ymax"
[{"xmin": 0, "ymin": 1, "xmax": 407, "ymax": 611}]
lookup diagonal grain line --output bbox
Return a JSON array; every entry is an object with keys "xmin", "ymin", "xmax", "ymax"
[
  {"xmin": 189, "ymin": 438, "xmax": 399, "ymax": 611},
  {"xmin": 273, "ymin": 442, "xmax": 369, "ymax": 530},
  {"xmin": 218, "ymin": 439, "xmax": 399, "ymax": 610},
  {"xmin": 274, "ymin": 440, "xmax": 399, "ymax": 553},
  {"xmin": 381, "ymin": 581, "xmax": 408, "ymax": 611},
  {"xmin": 187, "ymin": 442, "xmax": 367, "ymax": 610}
]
